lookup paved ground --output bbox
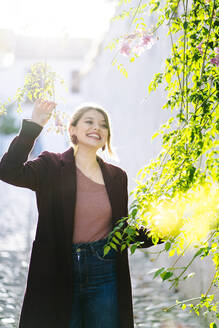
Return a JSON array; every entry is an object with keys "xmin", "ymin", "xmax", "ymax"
[
  {"xmin": 129, "ymin": 250, "xmax": 208, "ymax": 327},
  {"xmin": 0, "ymin": 181, "xmax": 208, "ymax": 328}
]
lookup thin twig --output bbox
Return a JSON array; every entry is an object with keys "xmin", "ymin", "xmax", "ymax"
[
  {"xmin": 163, "ymin": 297, "xmax": 202, "ymax": 312},
  {"xmin": 195, "ymin": 0, "xmax": 216, "ymax": 113},
  {"xmin": 204, "ymin": 270, "xmax": 218, "ymax": 298},
  {"xmin": 128, "ymin": 0, "xmax": 143, "ymax": 28},
  {"xmin": 171, "ymin": 242, "xmax": 192, "ymax": 269}
]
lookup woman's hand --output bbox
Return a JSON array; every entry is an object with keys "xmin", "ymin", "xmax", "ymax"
[{"xmin": 31, "ymin": 98, "xmax": 57, "ymax": 127}]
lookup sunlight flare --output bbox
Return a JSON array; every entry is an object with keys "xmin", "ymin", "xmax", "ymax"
[{"xmin": 143, "ymin": 182, "xmax": 219, "ymax": 245}]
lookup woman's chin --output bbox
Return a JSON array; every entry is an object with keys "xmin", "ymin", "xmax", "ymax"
[{"xmin": 79, "ymin": 142, "xmax": 102, "ymax": 152}]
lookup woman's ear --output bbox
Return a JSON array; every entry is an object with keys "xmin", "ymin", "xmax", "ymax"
[{"xmin": 68, "ymin": 124, "xmax": 76, "ymax": 136}]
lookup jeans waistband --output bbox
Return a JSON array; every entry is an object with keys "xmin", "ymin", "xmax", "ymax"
[{"xmin": 72, "ymin": 237, "xmax": 109, "ymax": 253}]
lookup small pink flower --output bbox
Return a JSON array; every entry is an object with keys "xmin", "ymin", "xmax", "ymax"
[
  {"xmin": 215, "ymin": 47, "xmax": 219, "ymax": 54},
  {"xmin": 132, "ymin": 45, "xmax": 146, "ymax": 56},
  {"xmin": 197, "ymin": 42, "xmax": 203, "ymax": 55},
  {"xmin": 55, "ymin": 114, "xmax": 64, "ymax": 127},
  {"xmin": 124, "ymin": 32, "xmax": 137, "ymax": 41},
  {"xmin": 120, "ymin": 43, "xmax": 131, "ymax": 56},
  {"xmin": 210, "ymin": 54, "xmax": 219, "ymax": 66},
  {"xmin": 120, "ymin": 29, "xmax": 156, "ymax": 57},
  {"xmin": 141, "ymin": 34, "xmax": 155, "ymax": 49}
]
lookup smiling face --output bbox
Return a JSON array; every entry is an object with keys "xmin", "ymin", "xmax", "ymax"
[{"xmin": 69, "ymin": 109, "xmax": 109, "ymax": 152}]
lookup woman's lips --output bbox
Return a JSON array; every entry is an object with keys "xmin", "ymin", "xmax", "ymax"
[{"xmin": 86, "ymin": 133, "xmax": 101, "ymax": 140}]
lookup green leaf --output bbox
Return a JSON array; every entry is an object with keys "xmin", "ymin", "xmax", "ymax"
[
  {"xmin": 182, "ymin": 304, "xmax": 187, "ymax": 310},
  {"xmin": 131, "ymin": 208, "xmax": 138, "ymax": 218},
  {"xmin": 112, "ymin": 236, "xmax": 120, "ymax": 245},
  {"xmin": 183, "ymin": 21, "xmax": 188, "ymax": 30},
  {"xmin": 130, "ymin": 244, "xmax": 138, "ymax": 254},
  {"xmin": 103, "ymin": 245, "xmax": 111, "ymax": 256},
  {"xmin": 110, "ymin": 242, "xmax": 117, "ymax": 251},
  {"xmin": 160, "ymin": 271, "xmax": 174, "ymax": 281},
  {"xmin": 153, "ymin": 267, "xmax": 165, "ymax": 279},
  {"xmin": 209, "ymin": 323, "xmax": 217, "ymax": 328},
  {"xmin": 152, "ymin": 235, "xmax": 159, "ymax": 245},
  {"xmin": 165, "ymin": 242, "xmax": 171, "ymax": 251},
  {"xmin": 194, "ymin": 248, "xmax": 204, "ymax": 258},
  {"xmin": 115, "ymin": 231, "xmax": 122, "ymax": 239},
  {"xmin": 121, "ymin": 244, "xmax": 126, "ymax": 252}
]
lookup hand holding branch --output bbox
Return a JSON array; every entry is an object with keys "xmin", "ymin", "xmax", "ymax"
[{"xmin": 31, "ymin": 98, "xmax": 57, "ymax": 127}]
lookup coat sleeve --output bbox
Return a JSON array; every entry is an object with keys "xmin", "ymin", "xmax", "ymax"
[
  {"xmin": 0, "ymin": 119, "xmax": 49, "ymax": 191},
  {"xmin": 122, "ymin": 170, "xmax": 164, "ymax": 248}
]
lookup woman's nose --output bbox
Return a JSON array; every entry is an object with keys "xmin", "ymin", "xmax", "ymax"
[{"xmin": 93, "ymin": 125, "xmax": 100, "ymax": 130}]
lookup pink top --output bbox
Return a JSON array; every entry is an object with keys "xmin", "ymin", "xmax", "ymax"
[{"xmin": 72, "ymin": 166, "xmax": 112, "ymax": 243}]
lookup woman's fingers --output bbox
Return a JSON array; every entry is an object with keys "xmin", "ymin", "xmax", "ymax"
[
  {"xmin": 31, "ymin": 99, "xmax": 57, "ymax": 126},
  {"xmin": 39, "ymin": 100, "xmax": 57, "ymax": 113},
  {"xmin": 37, "ymin": 98, "xmax": 57, "ymax": 106}
]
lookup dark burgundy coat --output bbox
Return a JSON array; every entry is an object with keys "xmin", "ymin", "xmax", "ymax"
[{"xmin": 0, "ymin": 119, "xmax": 160, "ymax": 328}]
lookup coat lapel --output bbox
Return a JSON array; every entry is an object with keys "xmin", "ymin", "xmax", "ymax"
[
  {"xmin": 60, "ymin": 147, "xmax": 119, "ymax": 253},
  {"xmin": 96, "ymin": 155, "xmax": 118, "ymax": 223}
]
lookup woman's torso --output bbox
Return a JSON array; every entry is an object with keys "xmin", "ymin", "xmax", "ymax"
[{"xmin": 72, "ymin": 166, "xmax": 112, "ymax": 243}]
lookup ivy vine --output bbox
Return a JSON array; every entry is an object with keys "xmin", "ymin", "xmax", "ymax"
[{"xmin": 105, "ymin": 0, "xmax": 219, "ymax": 326}]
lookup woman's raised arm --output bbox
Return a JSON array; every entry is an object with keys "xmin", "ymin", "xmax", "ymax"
[{"xmin": 0, "ymin": 99, "xmax": 57, "ymax": 191}]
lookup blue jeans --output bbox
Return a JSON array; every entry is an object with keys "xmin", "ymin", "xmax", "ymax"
[{"xmin": 69, "ymin": 237, "xmax": 119, "ymax": 328}]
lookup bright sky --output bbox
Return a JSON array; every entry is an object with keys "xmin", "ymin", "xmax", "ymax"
[{"xmin": 0, "ymin": 0, "xmax": 116, "ymax": 39}]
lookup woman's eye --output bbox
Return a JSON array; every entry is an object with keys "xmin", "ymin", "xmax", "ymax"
[{"xmin": 85, "ymin": 121, "xmax": 107, "ymax": 128}]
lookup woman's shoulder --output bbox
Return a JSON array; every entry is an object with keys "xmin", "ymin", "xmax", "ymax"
[
  {"xmin": 101, "ymin": 159, "xmax": 127, "ymax": 179},
  {"xmin": 36, "ymin": 150, "xmax": 62, "ymax": 167},
  {"xmin": 39, "ymin": 147, "xmax": 73, "ymax": 165}
]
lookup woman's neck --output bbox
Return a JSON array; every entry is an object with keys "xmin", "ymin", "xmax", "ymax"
[{"xmin": 74, "ymin": 146, "xmax": 99, "ymax": 171}]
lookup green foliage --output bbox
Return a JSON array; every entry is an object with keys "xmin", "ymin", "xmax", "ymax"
[
  {"xmin": 0, "ymin": 103, "xmax": 19, "ymax": 135},
  {"xmin": 106, "ymin": 0, "xmax": 219, "ymax": 325},
  {"xmin": 112, "ymin": 59, "xmax": 128, "ymax": 77},
  {"xmin": 0, "ymin": 62, "xmax": 68, "ymax": 132}
]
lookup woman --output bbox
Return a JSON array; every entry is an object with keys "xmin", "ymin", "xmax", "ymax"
[{"xmin": 0, "ymin": 99, "xmax": 162, "ymax": 328}]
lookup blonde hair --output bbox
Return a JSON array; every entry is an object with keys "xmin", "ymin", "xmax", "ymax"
[{"xmin": 67, "ymin": 102, "xmax": 114, "ymax": 158}]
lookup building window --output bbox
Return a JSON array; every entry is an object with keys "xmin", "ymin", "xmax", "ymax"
[{"xmin": 71, "ymin": 70, "xmax": 80, "ymax": 93}]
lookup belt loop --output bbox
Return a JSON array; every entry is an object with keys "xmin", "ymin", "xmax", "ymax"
[{"xmin": 90, "ymin": 244, "xmax": 95, "ymax": 254}]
